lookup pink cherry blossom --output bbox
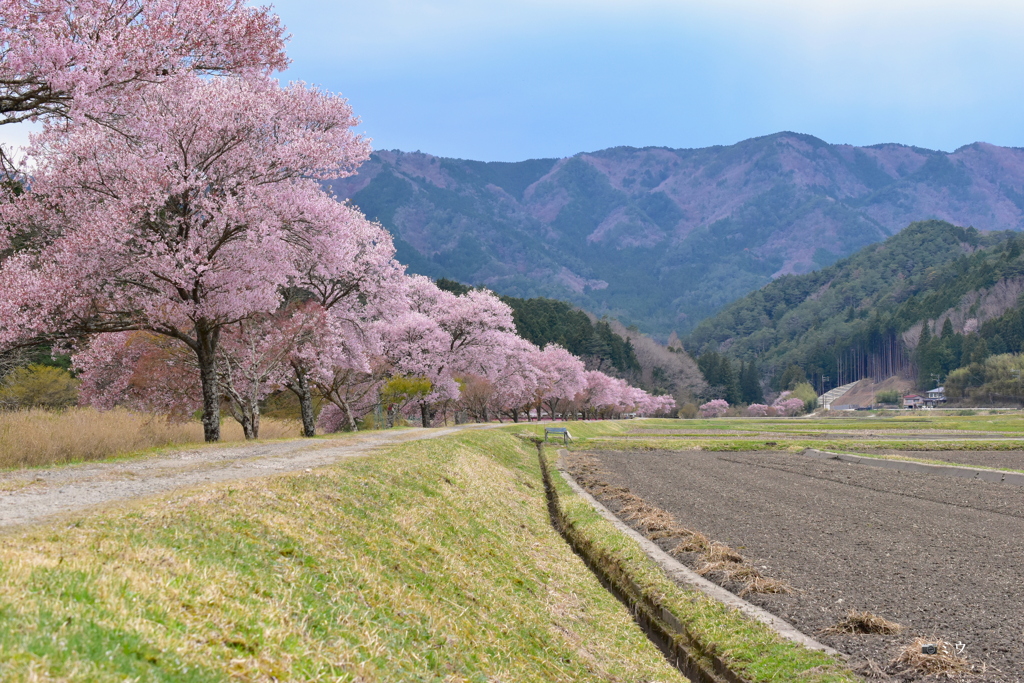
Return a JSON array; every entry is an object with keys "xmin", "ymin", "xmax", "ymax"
[
  {"xmin": 0, "ymin": 0, "xmax": 287, "ymax": 131},
  {"xmin": 699, "ymin": 399, "xmax": 729, "ymax": 418},
  {"xmin": 0, "ymin": 74, "xmax": 369, "ymax": 441}
]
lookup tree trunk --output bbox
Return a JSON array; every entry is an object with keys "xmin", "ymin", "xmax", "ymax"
[
  {"xmin": 420, "ymin": 401, "xmax": 430, "ymax": 428},
  {"xmin": 289, "ymin": 365, "xmax": 316, "ymax": 437},
  {"xmin": 195, "ymin": 326, "xmax": 221, "ymax": 443},
  {"xmin": 339, "ymin": 398, "xmax": 358, "ymax": 431},
  {"xmin": 250, "ymin": 403, "xmax": 260, "ymax": 439},
  {"xmin": 223, "ymin": 385, "xmax": 258, "ymax": 440},
  {"xmin": 239, "ymin": 410, "xmax": 256, "ymax": 440}
]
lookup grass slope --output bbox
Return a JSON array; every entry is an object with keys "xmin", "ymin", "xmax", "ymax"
[{"xmin": 0, "ymin": 429, "xmax": 687, "ymax": 682}]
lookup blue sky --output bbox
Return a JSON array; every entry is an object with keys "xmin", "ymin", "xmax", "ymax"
[
  {"xmin": 266, "ymin": 0, "xmax": 1024, "ymax": 161},
  {"xmin": 2, "ymin": 1, "xmax": 1021, "ymax": 162}
]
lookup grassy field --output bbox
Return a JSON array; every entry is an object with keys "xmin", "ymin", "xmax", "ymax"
[
  {"xmin": 0, "ymin": 429, "xmax": 690, "ymax": 682},
  {"xmin": 0, "ymin": 408, "xmax": 301, "ymax": 469},
  {"xmin": 511, "ymin": 414, "xmax": 1024, "ymax": 463}
]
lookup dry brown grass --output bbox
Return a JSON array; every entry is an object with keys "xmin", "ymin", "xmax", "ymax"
[
  {"xmin": 824, "ymin": 610, "xmax": 903, "ymax": 636},
  {"xmin": 702, "ymin": 542, "xmax": 744, "ymax": 564},
  {"xmin": 891, "ymin": 638, "xmax": 971, "ymax": 677},
  {"xmin": 738, "ymin": 576, "xmax": 792, "ymax": 597},
  {"xmin": 0, "ymin": 407, "xmax": 301, "ymax": 469},
  {"xmin": 671, "ymin": 530, "xmax": 711, "ymax": 553}
]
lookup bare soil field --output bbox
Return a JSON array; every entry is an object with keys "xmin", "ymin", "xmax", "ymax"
[{"xmin": 578, "ymin": 448, "xmax": 1024, "ymax": 682}]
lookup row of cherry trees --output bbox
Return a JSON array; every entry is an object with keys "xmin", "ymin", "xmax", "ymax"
[{"xmin": 0, "ymin": 0, "xmax": 673, "ymax": 440}]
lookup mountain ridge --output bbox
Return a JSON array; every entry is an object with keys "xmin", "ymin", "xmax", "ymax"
[{"xmin": 327, "ymin": 132, "xmax": 1024, "ymax": 337}]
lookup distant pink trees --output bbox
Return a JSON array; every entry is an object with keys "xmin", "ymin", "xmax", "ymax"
[
  {"xmin": 747, "ymin": 403, "xmax": 770, "ymax": 417},
  {"xmin": 534, "ymin": 344, "xmax": 587, "ymax": 421},
  {"xmin": 699, "ymin": 399, "xmax": 729, "ymax": 418},
  {"xmin": 774, "ymin": 398, "xmax": 805, "ymax": 417}
]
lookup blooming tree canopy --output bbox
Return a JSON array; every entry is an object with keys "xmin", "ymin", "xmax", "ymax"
[
  {"xmin": 0, "ymin": 74, "xmax": 369, "ymax": 440},
  {"xmin": 533, "ymin": 344, "xmax": 587, "ymax": 419},
  {"xmin": 0, "ymin": 0, "xmax": 287, "ymax": 130},
  {"xmin": 699, "ymin": 399, "xmax": 729, "ymax": 418}
]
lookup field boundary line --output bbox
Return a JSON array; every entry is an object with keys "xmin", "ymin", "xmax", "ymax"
[
  {"xmin": 555, "ymin": 449, "xmax": 840, "ymax": 657},
  {"xmin": 802, "ymin": 448, "xmax": 1024, "ymax": 486}
]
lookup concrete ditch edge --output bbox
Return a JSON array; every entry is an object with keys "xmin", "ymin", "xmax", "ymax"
[
  {"xmin": 554, "ymin": 449, "xmax": 840, "ymax": 659},
  {"xmin": 802, "ymin": 448, "xmax": 1024, "ymax": 486},
  {"xmin": 538, "ymin": 446, "xmax": 736, "ymax": 683}
]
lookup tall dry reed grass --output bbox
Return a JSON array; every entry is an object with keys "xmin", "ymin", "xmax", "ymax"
[{"xmin": 0, "ymin": 408, "xmax": 301, "ymax": 469}]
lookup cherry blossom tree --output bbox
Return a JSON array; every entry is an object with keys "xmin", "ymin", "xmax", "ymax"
[
  {"xmin": 774, "ymin": 397, "xmax": 805, "ymax": 417},
  {"xmin": 629, "ymin": 389, "xmax": 675, "ymax": 417},
  {"xmin": 457, "ymin": 374, "xmax": 493, "ymax": 423},
  {"xmin": 534, "ymin": 344, "xmax": 587, "ymax": 420},
  {"xmin": 747, "ymin": 403, "xmax": 770, "ymax": 417},
  {"xmin": 400, "ymin": 277, "xmax": 517, "ymax": 427},
  {"xmin": 75, "ymin": 331, "xmax": 199, "ymax": 419},
  {"xmin": 487, "ymin": 338, "xmax": 543, "ymax": 423},
  {"xmin": 0, "ymin": 74, "xmax": 370, "ymax": 441},
  {"xmin": 575, "ymin": 370, "xmax": 620, "ymax": 420},
  {"xmin": 699, "ymin": 399, "xmax": 729, "ymax": 418},
  {"xmin": 287, "ymin": 202, "xmax": 404, "ymax": 436},
  {"xmin": 216, "ymin": 308, "xmax": 321, "ymax": 440},
  {"xmin": 0, "ymin": 0, "xmax": 287, "ymax": 131}
]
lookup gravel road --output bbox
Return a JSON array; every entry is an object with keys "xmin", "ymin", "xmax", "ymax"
[
  {"xmin": 0, "ymin": 424, "xmax": 503, "ymax": 531},
  {"xmin": 588, "ymin": 449, "xmax": 1024, "ymax": 682}
]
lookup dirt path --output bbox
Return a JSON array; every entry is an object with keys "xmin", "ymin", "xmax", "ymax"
[
  {"xmin": 0, "ymin": 424, "xmax": 505, "ymax": 531},
  {"xmin": 586, "ymin": 449, "xmax": 1024, "ymax": 682}
]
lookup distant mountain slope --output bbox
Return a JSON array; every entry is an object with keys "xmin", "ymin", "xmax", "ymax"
[
  {"xmin": 327, "ymin": 133, "xmax": 1024, "ymax": 337},
  {"xmin": 684, "ymin": 220, "xmax": 1024, "ymax": 389}
]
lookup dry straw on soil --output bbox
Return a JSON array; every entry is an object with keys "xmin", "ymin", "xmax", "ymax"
[
  {"xmin": 891, "ymin": 638, "xmax": 971, "ymax": 677},
  {"xmin": 824, "ymin": 611, "xmax": 903, "ymax": 636},
  {"xmin": 565, "ymin": 451, "xmax": 792, "ymax": 597},
  {"xmin": 0, "ymin": 407, "xmax": 300, "ymax": 468}
]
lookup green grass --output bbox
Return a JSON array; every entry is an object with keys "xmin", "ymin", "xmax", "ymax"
[
  {"xmin": 507, "ymin": 417, "xmax": 1024, "ymax": 457},
  {"xmin": 0, "ymin": 429, "xmax": 688, "ymax": 682}
]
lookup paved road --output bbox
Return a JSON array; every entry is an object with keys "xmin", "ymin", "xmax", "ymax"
[{"xmin": 0, "ymin": 424, "xmax": 506, "ymax": 531}]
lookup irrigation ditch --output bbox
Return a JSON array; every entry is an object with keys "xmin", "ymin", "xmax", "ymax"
[{"xmin": 533, "ymin": 440, "xmax": 855, "ymax": 683}]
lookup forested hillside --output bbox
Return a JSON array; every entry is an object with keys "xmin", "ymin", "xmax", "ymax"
[
  {"xmin": 328, "ymin": 135, "xmax": 1024, "ymax": 336},
  {"xmin": 685, "ymin": 220, "xmax": 1024, "ymax": 392}
]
